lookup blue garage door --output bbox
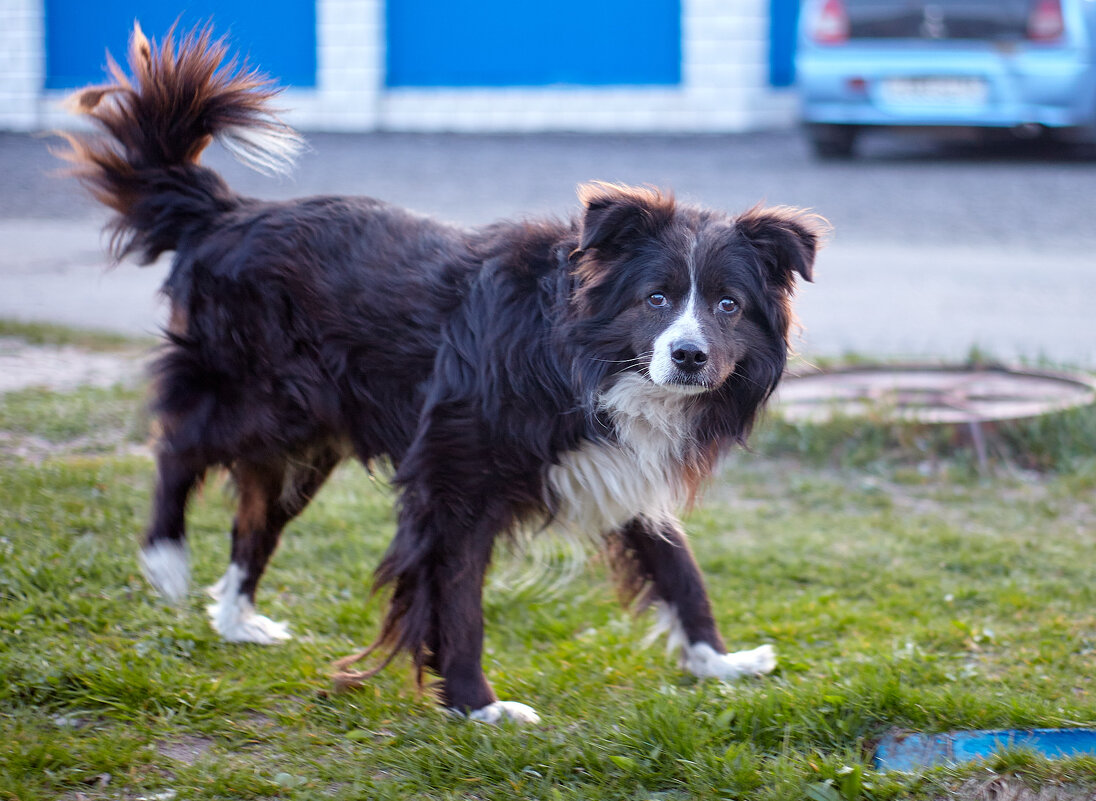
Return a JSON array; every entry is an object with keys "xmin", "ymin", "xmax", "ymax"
[
  {"xmin": 387, "ymin": 0, "xmax": 681, "ymax": 87},
  {"xmin": 769, "ymin": 0, "xmax": 800, "ymax": 87},
  {"xmin": 44, "ymin": 0, "xmax": 316, "ymax": 89}
]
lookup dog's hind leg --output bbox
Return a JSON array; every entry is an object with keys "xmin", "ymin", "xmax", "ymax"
[
  {"xmin": 610, "ymin": 516, "xmax": 776, "ymax": 681},
  {"xmin": 140, "ymin": 449, "xmax": 206, "ymax": 603},
  {"xmin": 208, "ymin": 447, "xmax": 341, "ymax": 644}
]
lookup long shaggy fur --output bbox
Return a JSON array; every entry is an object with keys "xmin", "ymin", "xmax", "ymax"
[{"xmin": 60, "ymin": 25, "xmax": 826, "ymax": 716}]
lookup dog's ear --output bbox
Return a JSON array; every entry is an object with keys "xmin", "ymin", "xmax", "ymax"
[
  {"xmin": 736, "ymin": 206, "xmax": 829, "ymax": 289},
  {"xmin": 577, "ymin": 182, "xmax": 675, "ymax": 252}
]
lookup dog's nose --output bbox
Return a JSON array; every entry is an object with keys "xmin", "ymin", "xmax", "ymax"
[{"xmin": 670, "ymin": 341, "xmax": 708, "ymax": 372}]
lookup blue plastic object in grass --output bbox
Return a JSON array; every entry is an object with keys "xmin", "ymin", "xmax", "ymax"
[{"xmin": 875, "ymin": 729, "xmax": 1096, "ymax": 772}]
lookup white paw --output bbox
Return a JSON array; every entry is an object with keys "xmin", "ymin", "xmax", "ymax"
[
  {"xmin": 139, "ymin": 541, "xmax": 189, "ymax": 603},
  {"xmin": 467, "ymin": 701, "xmax": 541, "ymax": 725},
  {"xmin": 206, "ymin": 570, "xmax": 230, "ymax": 601},
  {"xmin": 684, "ymin": 643, "xmax": 776, "ymax": 681},
  {"xmin": 207, "ymin": 598, "xmax": 291, "ymax": 645}
]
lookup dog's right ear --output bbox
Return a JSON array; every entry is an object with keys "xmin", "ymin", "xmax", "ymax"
[{"xmin": 577, "ymin": 182, "xmax": 675, "ymax": 252}]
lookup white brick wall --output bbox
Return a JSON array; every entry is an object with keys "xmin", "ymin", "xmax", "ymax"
[
  {"xmin": 282, "ymin": 0, "xmax": 382, "ymax": 130},
  {"xmin": 0, "ymin": 0, "xmax": 44, "ymax": 131},
  {"xmin": 8, "ymin": 0, "xmax": 795, "ymax": 133}
]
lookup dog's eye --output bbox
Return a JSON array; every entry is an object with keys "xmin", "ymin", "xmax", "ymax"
[
  {"xmin": 647, "ymin": 293, "xmax": 668, "ymax": 308},
  {"xmin": 717, "ymin": 297, "xmax": 739, "ymax": 314}
]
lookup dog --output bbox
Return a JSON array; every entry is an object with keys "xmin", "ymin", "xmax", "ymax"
[{"xmin": 59, "ymin": 25, "xmax": 825, "ymax": 724}]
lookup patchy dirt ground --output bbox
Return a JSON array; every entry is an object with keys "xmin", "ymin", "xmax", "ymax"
[
  {"xmin": 949, "ymin": 776, "xmax": 1096, "ymax": 801},
  {"xmin": 0, "ymin": 337, "xmax": 152, "ymax": 461},
  {"xmin": 0, "ymin": 336, "xmax": 145, "ymax": 393}
]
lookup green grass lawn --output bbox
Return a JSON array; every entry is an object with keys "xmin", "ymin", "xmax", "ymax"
[{"xmin": 2, "ymin": 333, "xmax": 1096, "ymax": 800}]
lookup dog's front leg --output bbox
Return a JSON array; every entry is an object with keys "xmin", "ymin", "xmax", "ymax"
[
  {"xmin": 426, "ymin": 530, "xmax": 538, "ymax": 724},
  {"xmin": 612, "ymin": 516, "xmax": 776, "ymax": 681},
  {"xmin": 370, "ymin": 476, "xmax": 540, "ymax": 725}
]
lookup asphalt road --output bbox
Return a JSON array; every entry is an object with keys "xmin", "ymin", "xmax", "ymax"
[{"xmin": 2, "ymin": 128, "xmax": 1094, "ymax": 365}]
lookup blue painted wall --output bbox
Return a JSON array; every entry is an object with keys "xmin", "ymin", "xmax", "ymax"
[
  {"xmin": 386, "ymin": 0, "xmax": 682, "ymax": 87},
  {"xmin": 44, "ymin": 0, "xmax": 317, "ymax": 89},
  {"xmin": 768, "ymin": 0, "xmax": 800, "ymax": 87}
]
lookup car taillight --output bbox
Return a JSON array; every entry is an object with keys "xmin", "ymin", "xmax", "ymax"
[
  {"xmin": 1027, "ymin": 0, "xmax": 1065, "ymax": 42},
  {"xmin": 812, "ymin": 0, "xmax": 850, "ymax": 45}
]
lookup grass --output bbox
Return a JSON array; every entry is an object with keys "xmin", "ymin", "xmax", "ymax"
[
  {"xmin": 753, "ymin": 404, "xmax": 1096, "ymax": 475},
  {"xmin": 0, "ymin": 384, "xmax": 148, "ymax": 454},
  {"xmin": 2, "ymin": 331, "xmax": 1096, "ymax": 800},
  {"xmin": 0, "ymin": 319, "xmax": 154, "ymax": 351}
]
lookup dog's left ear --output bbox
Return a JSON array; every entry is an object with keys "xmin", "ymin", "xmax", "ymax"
[
  {"xmin": 576, "ymin": 181, "xmax": 675, "ymax": 252},
  {"xmin": 736, "ymin": 206, "xmax": 829, "ymax": 290}
]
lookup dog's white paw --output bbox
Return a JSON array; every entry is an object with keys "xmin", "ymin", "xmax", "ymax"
[
  {"xmin": 139, "ymin": 540, "xmax": 190, "ymax": 603},
  {"xmin": 684, "ymin": 643, "xmax": 776, "ymax": 681},
  {"xmin": 207, "ymin": 598, "xmax": 291, "ymax": 645},
  {"xmin": 467, "ymin": 701, "xmax": 541, "ymax": 725},
  {"xmin": 206, "ymin": 570, "xmax": 230, "ymax": 601}
]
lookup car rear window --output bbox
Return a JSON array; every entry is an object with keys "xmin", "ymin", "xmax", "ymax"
[{"xmin": 846, "ymin": 0, "xmax": 1033, "ymax": 40}]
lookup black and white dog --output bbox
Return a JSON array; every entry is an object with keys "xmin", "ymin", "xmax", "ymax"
[{"xmin": 61, "ymin": 25, "xmax": 825, "ymax": 723}]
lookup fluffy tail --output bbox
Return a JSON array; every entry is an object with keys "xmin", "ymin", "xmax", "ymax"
[{"xmin": 57, "ymin": 23, "xmax": 304, "ymax": 264}]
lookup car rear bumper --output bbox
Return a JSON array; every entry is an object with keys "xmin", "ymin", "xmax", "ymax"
[{"xmin": 797, "ymin": 44, "xmax": 1096, "ymax": 129}]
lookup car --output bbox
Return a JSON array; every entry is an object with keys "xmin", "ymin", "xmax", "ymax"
[{"xmin": 795, "ymin": 0, "xmax": 1096, "ymax": 157}]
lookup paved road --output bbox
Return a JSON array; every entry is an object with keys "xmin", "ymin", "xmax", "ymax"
[{"xmin": 2, "ymin": 129, "xmax": 1094, "ymax": 365}]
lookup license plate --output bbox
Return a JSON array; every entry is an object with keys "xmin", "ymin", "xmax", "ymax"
[{"xmin": 880, "ymin": 77, "xmax": 988, "ymax": 106}]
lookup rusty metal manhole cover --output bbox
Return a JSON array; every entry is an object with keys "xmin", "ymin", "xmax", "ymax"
[{"xmin": 775, "ymin": 365, "xmax": 1096, "ymax": 425}]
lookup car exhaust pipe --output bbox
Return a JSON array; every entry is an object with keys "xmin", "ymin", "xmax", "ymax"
[{"xmin": 1011, "ymin": 123, "xmax": 1045, "ymax": 139}]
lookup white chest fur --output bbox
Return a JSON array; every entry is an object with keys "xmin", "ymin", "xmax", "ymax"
[{"xmin": 546, "ymin": 374, "xmax": 697, "ymax": 536}]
